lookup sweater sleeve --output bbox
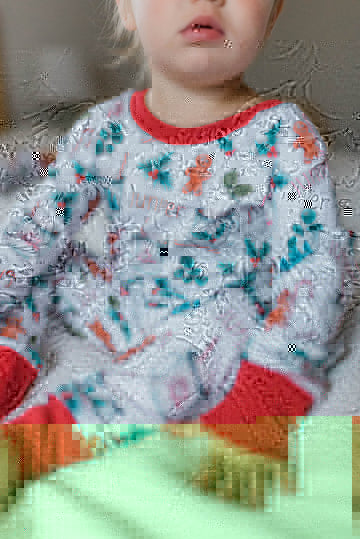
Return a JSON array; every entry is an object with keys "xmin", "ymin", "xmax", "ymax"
[
  {"xmin": 198, "ymin": 104, "xmax": 354, "ymax": 458},
  {"xmin": 246, "ymin": 103, "xmax": 354, "ymax": 408},
  {"xmin": 0, "ymin": 105, "xmax": 106, "ymax": 422}
]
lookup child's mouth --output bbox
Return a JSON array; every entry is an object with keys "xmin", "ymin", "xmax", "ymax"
[{"xmin": 181, "ymin": 25, "xmax": 225, "ymax": 43}]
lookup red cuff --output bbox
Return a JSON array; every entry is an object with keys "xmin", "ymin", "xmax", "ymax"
[
  {"xmin": 0, "ymin": 346, "xmax": 39, "ymax": 421},
  {"xmin": 5, "ymin": 394, "xmax": 77, "ymax": 425},
  {"xmin": 198, "ymin": 360, "xmax": 314, "ymax": 460}
]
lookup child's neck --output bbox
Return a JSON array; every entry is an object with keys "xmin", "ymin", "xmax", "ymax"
[{"xmin": 144, "ymin": 85, "xmax": 261, "ymax": 129}]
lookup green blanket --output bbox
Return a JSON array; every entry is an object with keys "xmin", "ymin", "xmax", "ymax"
[{"xmin": 0, "ymin": 418, "xmax": 353, "ymax": 539}]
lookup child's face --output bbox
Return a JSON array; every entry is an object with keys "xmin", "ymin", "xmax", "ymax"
[{"xmin": 118, "ymin": 0, "xmax": 282, "ymax": 91}]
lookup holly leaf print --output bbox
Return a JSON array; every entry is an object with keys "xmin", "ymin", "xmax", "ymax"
[{"xmin": 224, "ymin": 169, "xmax": 254, "ymax": 199}]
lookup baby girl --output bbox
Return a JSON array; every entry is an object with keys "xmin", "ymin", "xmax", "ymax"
[{"xmin": 0, "ymin": 0, "xmax": 355, "ymax": 506}]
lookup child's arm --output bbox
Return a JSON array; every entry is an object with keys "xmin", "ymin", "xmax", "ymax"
[{"xmin": 0, "ymin": 107, "xmax": 104, "ymax": 424}]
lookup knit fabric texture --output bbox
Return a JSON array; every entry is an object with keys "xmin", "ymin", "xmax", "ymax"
[{"xmin": 0, "ymin": 87, "xmax": 355, "ymax": 473}]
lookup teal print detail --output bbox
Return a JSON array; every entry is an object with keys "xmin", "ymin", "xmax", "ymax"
[
  {"xmin": 291, "ymin": 347, "xmax": 308, "ymax": 359},
  {"xmin": 137, "ymin": 152, "xmax": 175, "ymax": 190},
  {"xmin": 60, "ymin": 388, "xmax": 81, "ymax": 414},
  {"xmin": 217, "ymin": 263, "xmax": 235, "ymax": 275},
  {"xmin": 109, "ymin": 121, "xmax": 125, "ymax": 144},
  {"xmin": 271, "ymin": 171, "xmax": 290, "ymax": 191},
  {"xmin": 255, "ymin": 120, "xmax": 281, "ymax": 155},
  {"xmin": 223, "ymin": 269, "xmax": 271, "ymax": 323},
  {"xmin": 73, "ymin": 160, "xmax": 85, "ymax": 177},
  {"xmin": 217, "ymin": 135, "xmax": 234, "ymax": 156},
  {"xmin": 51, "ymin": 190, "xmax": 80, "ymax": 225},
  {"xmin": 105, "ymin": 188, "xmax": 120, "ymax": 211},
  {"xmin": 191, "ymin": 208, "xmax": 235, "ymax": 243},
  {"xmin": 224, "ymin": 270, "xmax": 256, "ymax": 291},
  {"xmin": 290, "ymin": 347, "xmax": 330, "ymax": 375},
  {"xmin": 24, "ymin": 294, "xmax": 37, "ymax": 314},
  {"xmin": 170, "ymin": 299, "xmax": 200, "ymax": 315},
  {"xmin": 107, "ymin": 295, "xmax": 131, "ymax": 342},
  {"xmin": 223, "ymin": 169, "xmax": 254, "ymax": 199},
  {"xmin": 96, "ymin": 127, "xmax": 113, "ymax": 155},
  {"xmin": 109, "ymin": 425, "xmax": 157, "ymax": 449},
  {"xmin": 146, "ymin": 277, "xmax": 202, "ymax": 315},
  {"xmin": 282, "ymin": 208, "xmax": 323, "ymax": 272},
  {"xmin": 146, "ymin": 277, "xmax": 182, "ymax": 309},
  {"xmin": 244, "ymin": 239, "xmax": 271, "ymax": 261},
  {"xmin": 29, "ymin": 275, "xmax": 49, "ymax": 289},
  {"xmin": 173, "ymin": 256, "xmax": 208, "ymax": 286},
  {"xmin": 25, "ymin": 346, "xmax": 43, "ymax": 369}
]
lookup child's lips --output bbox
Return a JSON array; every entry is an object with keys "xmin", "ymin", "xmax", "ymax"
[{"xmin": 180, "ymin": 27, "xmax": 225, "ymax": 43}]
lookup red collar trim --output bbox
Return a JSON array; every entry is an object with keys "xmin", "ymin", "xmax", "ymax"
[{"xmin": 130, "ymin": 87, "xmax": 283, "ymax": 145}]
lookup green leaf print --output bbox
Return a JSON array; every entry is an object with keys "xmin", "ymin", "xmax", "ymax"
[{"xmin": 223, "ymin": 169, "xmax": 254, "ymax": 199}]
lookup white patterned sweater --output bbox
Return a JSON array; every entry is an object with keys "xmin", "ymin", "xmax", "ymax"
[{"xmin": 0, "ymin": 88, "xmax": 355, "ymax": 427}]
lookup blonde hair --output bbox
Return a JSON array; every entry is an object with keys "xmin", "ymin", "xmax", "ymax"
[{"xmin": 102, "ymin": 0, "xmax": 150, "ymax": 86}]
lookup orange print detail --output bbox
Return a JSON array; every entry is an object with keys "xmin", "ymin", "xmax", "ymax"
[
  {"xmin": 81, "ymin": 189, "xmax": 102, "ymax": 223},
  {"xmin": 0, "ymin": 315, "xmax": 26, "ymax": 340},
  {"xmin": 183, "ymin": 155, "xmax": 212, "ymax": 196},
  {"xmin": 87, "ymin": 317, "xmax": 117, "ymax": 353},
  {"xmin": 84, "ymin": 256, "xmax": 113, "ymax": 282},
  {"xmin": 107, "ymin": 231, "xmax": 121, "ymax": 256},
  {"xmin": 292, "ymin": 121, "xmax": 320, "ymax": 164},
  {"xmin": 31, "ymin": 201, "xmax": 41, "ymax": 217},
  {"xmin": 264, "ymin": 289, "xmax": 292, "ymax": 331},
  {"xmin": 115, "ymin": 335, "xmax": 156, "ymax": 362}
]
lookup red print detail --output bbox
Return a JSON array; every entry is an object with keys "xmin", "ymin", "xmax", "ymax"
[
  {"xmin": 32, "ymin": 201, "xmax": 41, "ymax": 217},
  {"xmin": 19, "ymin": 232, "xmax": 41, "ymax": 251},
  {"xmin": 170, "ymin": 377, "xmax": 189, "ymax": 408},
  {"xmin": 149, "ymin": 169, "xmax": 159, "ymax": 180},
  {"xmin": 183, "ymin": 154, "xmax": 212, "ymax": 196},
  {"xmin": 0, "ymin": 270, "xmax": 15, "ymax": 287},
  {"xmin": 61, "ymin": 392, "xmax": 74, "ymax": 401},
  {"xmin": 267, "ymin": 146, "xmax": 278, "ymax": 159},
  {"xmin": 76, "ymin": 174, "xmax": 86, "ymax": 184}
]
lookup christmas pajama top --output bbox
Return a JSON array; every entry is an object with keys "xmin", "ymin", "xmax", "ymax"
[{"xmin": 0, "ymin": 88, "xmax": 354, "ymax": 428}]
